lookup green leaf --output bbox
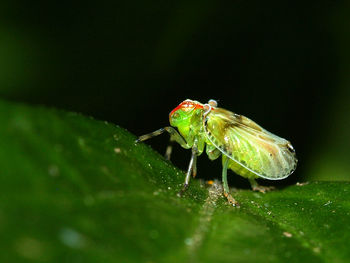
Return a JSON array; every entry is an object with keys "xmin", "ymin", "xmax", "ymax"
[{"xmin": 1, "ymin": 99, "xmax": 349, "ymax": 263}]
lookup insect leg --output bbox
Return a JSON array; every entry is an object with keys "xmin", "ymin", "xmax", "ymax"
[
  {"xmin": 206, "ymin": 144, "xmax": 221, "ymax": 160},
  {"xmin": 164, "ymin": 127, "xmax": 190, "ymax": 159},
  {"xmin": 179, "ymin": 144, "xmax": 198, "ymax": 195},
  {"xmin": 164, "ymin": 127, "xmax": 189, "ymax": 148},
  {"xmin": 249, "ymin": 178, "xmax": 275, "ymax": 193},
  {"xmin": 222, "ymin": 156, "xmax": 230, "ymax": 194},
  {"xmin": 222, "ymin": 156, "xmax": 239, "ymax": 206},
  {"xmin": 136, "ymin": 127, "xmax": 189, "ymax": 148},
  {"xmin": 184, "ymin": 146, "xmax": 198, "ymax": 187},
  {"xmin": 192, "ymin": 150, "xmax": 197, "ymax": 178},
  {"xmin": 164, "ymin": 140, "xmax": 174, "ymax": 160},
  {"xmin": 136, "ymin": 128, "xmax": 167, "ymax": 143}
]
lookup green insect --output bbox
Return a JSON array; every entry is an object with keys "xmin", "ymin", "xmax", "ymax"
[{"xmin": 136, "ymin": 99, "xmax": 297, "ymax": 206}]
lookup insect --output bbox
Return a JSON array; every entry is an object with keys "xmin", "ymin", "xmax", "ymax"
[{"xmin": 136, "ymin": 99, "xmax": 297, "ymax": 206}]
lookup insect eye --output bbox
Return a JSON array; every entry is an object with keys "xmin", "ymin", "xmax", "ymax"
[{"xmin": 172, "ymin": 112, "xmax": 180, "ymax": 118}]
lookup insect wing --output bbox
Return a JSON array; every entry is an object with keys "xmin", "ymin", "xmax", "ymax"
[{"xmin": 204, "ymin": 108, "xmax": 297, "ymax": 180}]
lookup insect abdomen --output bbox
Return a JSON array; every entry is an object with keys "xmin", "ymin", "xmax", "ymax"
[{"xmin": 227, "ymin": 159, "xmax": 259, "ymax": 179}]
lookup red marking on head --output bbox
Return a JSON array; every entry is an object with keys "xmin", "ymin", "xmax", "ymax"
[{"xmin": 169, "ymin": 100, "xmax": 203, "ymax": 117}]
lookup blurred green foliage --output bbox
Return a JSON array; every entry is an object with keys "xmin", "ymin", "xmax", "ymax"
[
  {"xmin": 1, "ymin": 99, "xmax": 350, "ymax": 262},
  {"xmin": 305, "ymin": 1, "xmax": 350, "ymax": 181}
]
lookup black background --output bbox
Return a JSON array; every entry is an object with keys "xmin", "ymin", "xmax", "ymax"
[{"xmin": 1, "ymin": 0, "xmax": 349, "ymax": 185}]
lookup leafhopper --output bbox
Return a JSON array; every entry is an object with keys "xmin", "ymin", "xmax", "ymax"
[{"xmin": 137, "ymin": 99, "xmax": 297, "ymax": 206}]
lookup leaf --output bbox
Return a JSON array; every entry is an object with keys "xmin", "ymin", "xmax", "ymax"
[{"xmin": 0, "ymin": 99, "xmax": 349, "ymax": 263}]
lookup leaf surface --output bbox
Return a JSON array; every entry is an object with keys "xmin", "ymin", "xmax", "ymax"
[{"xmin": 0, "ymin": 100, "xmax": 349, "ymax": 263}]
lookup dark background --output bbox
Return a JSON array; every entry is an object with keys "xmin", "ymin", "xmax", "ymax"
[{"xmin": 1, "ymin": 0, "xmax": 350, "ymax": 184}]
